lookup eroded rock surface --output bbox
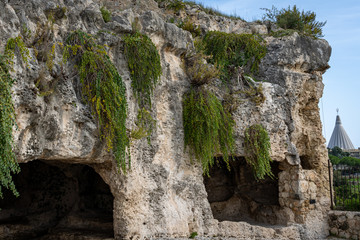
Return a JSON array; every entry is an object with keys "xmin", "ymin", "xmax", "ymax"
[{"xmin": 0, "ymin": 0, "xmax": 331, "ymax": 239}]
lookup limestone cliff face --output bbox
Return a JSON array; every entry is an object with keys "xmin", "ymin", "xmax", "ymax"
[{"xmin": 0, "ymin": 0, "xmax": 331, "ymax": 239}]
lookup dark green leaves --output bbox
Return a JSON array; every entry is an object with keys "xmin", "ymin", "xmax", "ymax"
[
  {"xmin": 0, "ymin": 55, "xmax": 20, "ymax": 198},
  {"xmin": 244, "ymin": 124, "xmax": 273, "ymax": 180},
  {"xmin": 63, "ymin": 31, "xmax": 130, "ymax": 172},
  {"xmin": 262, "ymin": 5, "xmax": 326, "ymax": 38},
  {"xmin": 202, "ymin": 31, "xmax": 266, "ymax": 79},
  {"xmin": 0, "ymin": 36, "xmax": 30, "ymax": 198},
  {"xmin": 124, "ymin": 32, "xmax": 161, "ymax": 142},
  {"xmin": 183, "ymin": 88, "xmax": 234, "ymax": 175},
  {"xmin": 124, "ymin": 32, "xmax": 162, "ymax": 109}
]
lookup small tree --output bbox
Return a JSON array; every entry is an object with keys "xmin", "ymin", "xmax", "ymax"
[{"xmin": 262, "ymin": 5, "xmax": 326, "ymax": 38}]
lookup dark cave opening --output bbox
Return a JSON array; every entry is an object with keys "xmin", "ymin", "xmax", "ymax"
[
  {"xmin": 204, "ymin": 157, "xmax": 282, "ymax": 225},
  {"xmin": 300, "ymin": 155, "xmax": 313, "ymax": 170},
  {"xmin": 0, "ymin": 160, "xmax": 114, "ymax": 240}
]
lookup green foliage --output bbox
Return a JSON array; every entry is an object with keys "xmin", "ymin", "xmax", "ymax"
[
  {"xmin": 340, "ymin": 157, "xmax": 360, "ymax": 167},
  {"xmin": 330, "ymin": 153, "xmax": 360, "ymax": 167},
  {"xmin": 183, "ymin": 1, "xmax": 243, "ymax": 20},
  {"xmin": 178, "ymin": 19, "xmax": 201, "ymax": 38},
  {"xmin": 0, "ymin": 55, "xmax": 20, "ymax": 198},
  {"xmin": 329, "ymin": 154, "xmax": 341, "ymax": 165},
  {"xmin": 184, "ymin": 52, "xmax": 220, "ymax": 86},
  {"xmin": 189, "ymin": 232, "xmax": 198, "ymax": 239},
  {"xmin": 100, "ymin": 6, "xmax": 111, "ymax": 23},
  {"xmin": 329, "ymin": 146, "xmax": 350, "ymax": 158},
  {"xmin": 269, "ymin": 29, "xmax": 297, "ymax": 38},
  {"xmin": 63, "ymin": 30, "xmax": 130, "ymax": 172},
  {"xmin": 155, "ymin": 0, "xmax": 243, "ymax": 20},
  {"xmin": 5, "ymin": 36, "xmax": 30, "ymax": 67},
  {"xmin": 183, "ymin": 88, "xmax": 234, "ymax": 175},
  {"xmin": 123, "ymin": 31, "xmax": 161, "ymax": 142},
  {"xmin": 202, "ymin": 31, "xmax": 267, "ymax": 79},
  {"xmin": 262, "ymin": 5, "xmax": 326, "ymax": 38},
  {"xmin": 130, "ymin": 108, "xmax": 156, "ymax": 144},
  {"xmin": 0, "ymin": 36, "xmax": 30, "ymax": 198},
  {"xmin": 244, "ymin": 124, "xmax": 274, "ymax": 180},
  {"xmin": 167, "ymin": 0, "xmax": 186, "ymax": 12},
  {"xmin": 242, "ymin": 83, "xmax": 265, "ymax": 106},
  {"xmin": 123, "ymin": 32, "xmax": 162, "ymax": 109}
]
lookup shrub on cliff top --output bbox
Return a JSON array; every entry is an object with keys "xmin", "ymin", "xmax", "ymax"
[
  {"xmin": 183, "ymin": 88, "xmax": 234, "ymax": 175},
  {"xmin": 63, "ymin": 30, "xmax": 130, "ymax": 172},
  {"xmin": 262, "ymin": 5, "xmax": 326, "ymax": 38}
]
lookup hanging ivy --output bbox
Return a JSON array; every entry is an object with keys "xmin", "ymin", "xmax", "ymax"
[
  {"xmin": 0, "ymin": 55, "xmax": 20, "ymax": 198},
  {"xmin": 123, "ymin": 31, "xmax": 161, "ymax": 140},
  {"xmin": 183, "ymin": 88, "xmax": 235, "ymax": 175},
  {"xmin": 123, "ymin": 31, "xmax": 161, "ymax": 108},
  {"xmin": 244, "ymin": 124, "xmax": 274, "ymax": 180},
  {"xmin": 63, "ymin": 30, "xmax": 130, "ymax": 172},
  {"xmin": 0, "ymin": 36, "xmax": 30, "ymax": 198}
]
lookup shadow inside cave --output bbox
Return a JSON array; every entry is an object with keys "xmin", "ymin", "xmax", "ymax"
[
  {"xmin": 204, "ymin": 157, "xmax": 283, "ymax": 226},
  {"xmin": 0, "ymin": 160, "xmax": 114, "ymax": 240}
]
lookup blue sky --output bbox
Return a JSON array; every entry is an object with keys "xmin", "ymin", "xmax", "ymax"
[{"xmin": 195, "ymin": 0, "xmax": 360, "ymax": 148}]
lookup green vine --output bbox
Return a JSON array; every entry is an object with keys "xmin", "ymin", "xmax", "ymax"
[
  {"xmin": 100, "ymin": 6, "xmax": 111, "ymax": 23},
  {"xmin": 63, "ymin": 30, "xmax": 130, "ymax": 172},
  {"xmin": 202, "ymin": 31, "xmax": 267, "ymax": 79},
  {"xmin": 183, "ymin": 88, "xmax": 234, "ymax": 175},
  {"xmin": 124, "ymin": 31, "xmax": 161, "ymax": 141},
  {"xmin": 4, "ymin": 36, "xmax": 30, "ymax": 68},
  {"xmin": 0, "ymin": 55, "xmax": 20, "ymax": 198},
  {"xmin": 244, "ymin": 124, "xmax": 274, "ymax": 180},
  {"xmin": 130, "ymin": 108, "xmax": 156, "ymax": 144},
  {"xmin": 123, "ymin": 32, "xmax": 161, "ymax": 108},
  {"xmin": 0, "ymin": 36, "xmax": 30, "ymax": 198}
]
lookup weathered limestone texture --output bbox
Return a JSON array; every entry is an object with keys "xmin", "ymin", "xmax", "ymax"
[
  {"xmin": 0, "ymin": 0, "xmax": 331, "ymax": 239},
  {"xmin": 328, "ymin": 211, "xmax": 360, "ymax": 239}
]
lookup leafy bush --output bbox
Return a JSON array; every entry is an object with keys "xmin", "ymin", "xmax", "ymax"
[
  {"xmin": 329, "ymin": 154, "xmax": 341, "ymax": 165},
  {"xmin": 329, "ymin": 146, "xmax": 350, "ymax": 158},
  {"xmin": 183, "ymin": 88, "xmax": 234, "ymax": 175},
  {"xmin": 178, "ymin": 19, "xmax": 201, "ymax": 38},
  {"xmin": 244, "ymin": 124, "xmax": 273, "ymax": 180},
  {"xmin": 242, "ymin": 83, "xmax": 265, "ymax": 106},
  {"xmin": 262, "ymin": 5, "xmax": 326, "ymax": 38},
  {"xmin": 63, "ymin": 30, "xmax": 130, "ymax": 172},
  {"xmin": 184, "ymin": 52, "xmax": 220, "ymax": 86},
  {"xmin": 202, "ymin": 31, "xmax": 267, "ymax": 79},
  {"xmin": 183, "ymin": 1, "xmax": 243, "ymax": 20},
  {"xmin": 100, "ymin": 6, "xmax": 111, "ymax": 23},
  {"xmin": 123, "ymin": 32, "xmax": 162, "ymax": 109},
  {"xmin": 167, "ymin": 0, "xmax": 186, "ymax": 12},
  {"xmin": 340, "ymin": 157, "xmax": 360, "ymax": 167}
]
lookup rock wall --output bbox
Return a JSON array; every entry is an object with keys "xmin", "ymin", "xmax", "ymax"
[
  {"xmin": 0, "ymin": 0, "xmax": 331, "ymax": 239},
  {"xmin": 328, "ymin": 210, "xmax": 360, "ymax": 239}
]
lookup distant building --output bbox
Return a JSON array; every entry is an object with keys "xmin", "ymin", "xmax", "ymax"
[
  {"xmin": 327, "ymin": 111, "xmax": 360, "ymax": 158},
  {"xmin": 345, "ymin": 148, "xmax": 360, "ymax": 159}
]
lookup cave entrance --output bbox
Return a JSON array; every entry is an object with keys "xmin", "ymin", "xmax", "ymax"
[
  {"xmin": 0, "ymin": 160, "xmax": 114, "ymax": 239},
  {"xmin": 204, "ymin": 157, "xmax": 281, "ymax": 225}
]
